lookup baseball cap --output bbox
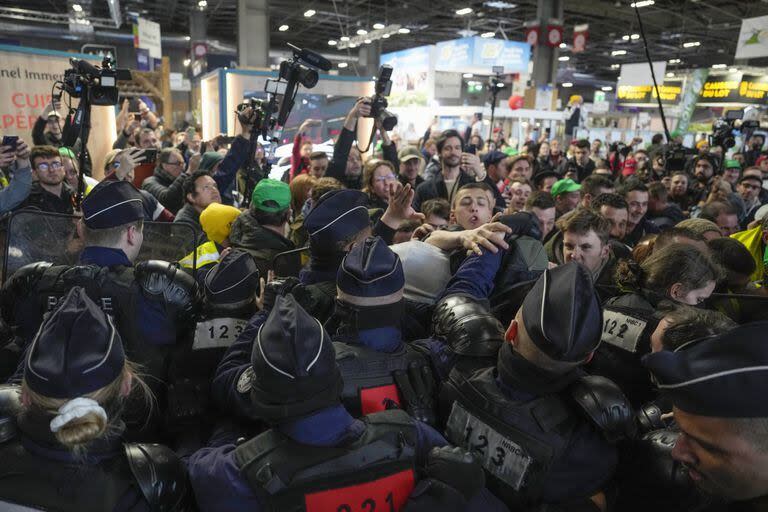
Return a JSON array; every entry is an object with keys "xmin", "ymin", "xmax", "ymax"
[
  {"xmin": 550, "ymin": 178, "xmax": 581, "ymax": 197},
  {"xmin": 398, "ymin": 146, "xmax": 423, "ymax": 163},
  {"xmin": 251, "ymin": 179, "xmax": 291, "ymax": 213}
]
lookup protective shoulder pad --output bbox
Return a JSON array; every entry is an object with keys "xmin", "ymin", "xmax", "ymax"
[
  {"xmin": 1, "ymin": 262, "xmax": 54, "ymax": 323},
  {"xmin": 432, "ymin": 293, "xmax": 503, "ymax": 358},
  {"xmin": 632, "ymin": 429, "xmax": 694, "ymax": 492},
  {"xmin": 135, "ymin": 260, "xmax": 198, "ymax": 313},
  {"xmin": 0, "ymin": 385, "xmax": 21, "ymax": 443},
  {"xmin": 125, "ymin": 443, "xmax": 190, "ymax": 512},
  {"xmin": 569, "ymin": 375, "xmax": 635, "ymax": 442}
]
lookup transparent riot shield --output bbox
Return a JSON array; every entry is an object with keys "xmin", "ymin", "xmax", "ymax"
[{"xmin": 1, "ymin": 210, "xmax": 199, "ymax": 283}]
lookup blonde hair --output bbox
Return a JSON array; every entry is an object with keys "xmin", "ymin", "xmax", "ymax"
[
  {"xmin": 289, "ymin": 173, "xmax": 316, "ymax": 214},
  {"xmin": 22, "ymin": 361, "xmax": 153, "ymax": 453}
]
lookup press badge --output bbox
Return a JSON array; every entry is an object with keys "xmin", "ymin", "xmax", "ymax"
[
  {"xmin": 193, "ymin": 318, "xmax": 248, "ymax": 350},
  {"xmin": 600, "ymin": 309, "xmax": 647, "ymax": 353},
  {"xmin": 446, "ymin": 402, "xmax": 532, "ymax": 491}
]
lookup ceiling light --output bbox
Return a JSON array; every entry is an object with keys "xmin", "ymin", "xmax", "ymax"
[
  {"xmin": 328, "ymin": 40, "xmax": 337, "ymax": 46},
  {"xmin": 601, "ymin": 86, "xmax": 613, "ymax": 91},
  {"xmin": 630, "ymin": 0, "xmax": 655, "ymax": 7},
  {"xmin": 72, "ymin": 3, "xmax": 83, "ymax": 12},
  {"xmin": 349, "ymin": 43, "xmax": 357, "ymax": 48},
  {"xmin": 373, "ymin": 23, "xmax": 385, "ymax": 30},
  {"xmin": 338, "ymin": 62, "xmax": 348, "ymax": 68},
  {"xmin": 559, "ymin": 56, "xmax": 570, "ymax": 61},
  {"xmin": 562, "ymin": 82, "xmax": 573, "ymax": 88},
  {"xmin": 364, "ymin": 39, "xmax": 372, "ymax": 44},
  {"xmin": 630, "ymin": 33, "xmax": 640, "ymax": 40},
  {"xmin": 712, "ymin": 63, "xmax": 727, "ymax": 69},
  {"xmin": 481, "ymin": 32, "xmax": 495, "ymax": 38},
  {"xmin": 183, "ymin": 59, "xmax": 191, "ymax": 67},
  {"xmin": 463, "ymin": 73, "xmax": 474, "ymax": 78},
  {"xmin": 340, "ymin": 36, "xmax": 350, "ymax": 41},
  {"xmin": 666, "ymin": 72, "xmax": 675, "ymax": 77},
  {"xmin": 278, "ymin": 24, "xmax": 289, "ymax": 32},
  {"xmin": 559, "ymin": 42, "xmax": 567, "ymax": 48},
  {"xmin": 382, "ymin": 33, "xmax": 390, "ymax": 38},
  {"xmin": 184, "ymin": 35, "xmax": 191, "ymax": 41},
  {"xmin": 622, "ymin": 35, "xmax": 630, "ymax": 41},
  {"xmin": 198, "ymin": 0, "xmax": 207, "ymax": 7},
  {"xmin": 456, "ymin": 7, "xmax": 473, "ymax": 15},
  {"xmin": 668, "ymin": 58, "xmax": 681, "ymax": 64},
  {"xmin": 484, "ymin": 1, "xmax": 517, "ymax": 8},
  {"xmin": 398, "ymin": 28, "xmax": 410, "ymax": 34},
  {"xmin": 610, "ymin": 64, "xmax": 620, "ymax": 69},
  {"xmin": 729, "ymin": 67, "xmax": 739, "ymax": 73},
  {"xmin": 357, "ymin": 29, "xmax": 368, "ymax": 35},
  {"xmin": 304, "ymin": 9, "xmax": 316, "ymax": 17},
  {"xmin": 683, "ymin": 41, "xmax": 700, "ymax": 48},
  {"xmin": 611, "ymin": 50, "xmax": 627, "ymax": 56}
]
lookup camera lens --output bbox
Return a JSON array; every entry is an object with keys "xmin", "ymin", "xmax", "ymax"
[{"xmin": 296, "ymin": 65, "xmax": 319, "ymax": 88}]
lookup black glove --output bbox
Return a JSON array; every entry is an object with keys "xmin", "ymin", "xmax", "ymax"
[
  {"xmin": 262, "ymin": 277, "xmax": 300, "ymax": 311},
  {"xmin": 496, "ymin": 211, "xmax": 542, "ymax": 240},
  {"xmin": 425, "ymin": 446, "xmax": 485, "ymax": 501},
  {"xmin": 393, "ymin": 361, "xmax": 436, "ymax": 426}
]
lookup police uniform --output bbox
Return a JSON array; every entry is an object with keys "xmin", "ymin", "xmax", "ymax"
[
  {"xmin": 0, "ymin": 287, "xmax": 188, "ymax": 511},
  {"xmin": 641, "ymin": 322, "xmax": 768, "ymax": 511},
  {"xmin": 189, "ymin": 295, "xmax": 507, "ymax": 512},
  {"xmin": 440, "ymin": 262, "xmax": 631, "ymax": 508},
  {"xmin": 0, "ymin": 181, "xmax": 197, "ymax": 439}
]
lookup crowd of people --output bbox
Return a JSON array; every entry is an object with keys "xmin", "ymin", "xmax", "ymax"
[{"xmin": 0, "ymin": 92, "xmax": 766, "ymax": 512}]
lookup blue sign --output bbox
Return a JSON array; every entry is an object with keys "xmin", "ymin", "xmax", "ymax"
[
  {"xmin": 381, "ymin": 45, "xmax": 433, "ymax": 106},
  {"xmin": 435, "ymin": 37, "xmax": 530, "ymax": 74}
]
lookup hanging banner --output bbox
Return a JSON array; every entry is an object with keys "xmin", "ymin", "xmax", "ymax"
[
  {"xmin": 677, "ymin": 68, "xmax": 709, "ymax": 134},
  {"xmin": 699, "ymin": 73, "xmax": 768, "ymax": 103},
  {"xmin": 735, "ymin": 15, "xmax": 768, "ymax": 60},
  {"xmin": 616, "ymin": 81, "xmax": 683, "ymax": 105},
  {"xmin": 525, "ymin": 24, "xmax": 540, "ymax": 47},
  {"xmin": 135, "ymin": 17, "xmax": 162, "ymax": 59},
  {"xmin": 572, "ymin": 24, "xmax": 589, "ymax": 53},
  {"xmin": 545, "ymin": 24, "xmax": 563, "ymax": 47}
]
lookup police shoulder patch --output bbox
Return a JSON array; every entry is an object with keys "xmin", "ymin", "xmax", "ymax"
[{"xmin": 237, "ymin": 367, "xmax": 255, "ymax": 394}]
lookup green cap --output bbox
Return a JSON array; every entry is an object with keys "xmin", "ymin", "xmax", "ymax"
[
  {"xmin": 551, "ymin": 178, "xmax": 581, "ymax": 197},
  {"xmin": 251, "ymin": 179, "xmax": 291, "ymax": 213},
  {"xmin": 725, "ymin": 159, "xmax": 741, "ymax": 169},
  {"xmin": 59, "ymin": 147, "xmax": 76, "ymax": 159},
  {"xmin": 503, "ymin": 147, "xmax": 518, "ymax": 156}
]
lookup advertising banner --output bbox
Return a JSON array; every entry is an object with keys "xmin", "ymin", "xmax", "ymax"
[
  {"xmin": 434, "ymin": 37, "xmax": 530, "ymax": 74},
  {"xmin": 381, "ymin": 45, "xmax": 434, "ymax": 107},
  {"xmin": 617, "ymin": 81, "xmax": 683, "ymax": 105},
  {"xmin": 699, "ymin": 73, "xmax": 768, "ymax": 103},
  {"xmin": 735, "ymin": 15, "xmax": 768, "ymax": 60},
  {"xmin": 677, "ymin": 68, "xmax": 709, "ymax": 134}
]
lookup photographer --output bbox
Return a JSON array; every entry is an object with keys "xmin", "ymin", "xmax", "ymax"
[
  {"xmin": 0, "ymin": 138, "xmax": 32, "ymax": 214},
  {"xmin": 744, "ymin": 133, "xmax": 766, "ymax": 167},
  {"xmin": 31, "ymin": 101, "xmax": 63, "ymax": 147}
]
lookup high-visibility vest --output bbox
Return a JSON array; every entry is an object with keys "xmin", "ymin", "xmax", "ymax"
[{"xmin": 180, "ymin": 241, "xmax": 221, "ymax": 270}]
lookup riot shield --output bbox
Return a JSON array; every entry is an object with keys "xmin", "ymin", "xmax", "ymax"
[
  {"xmin": 271, "ymin": 246, "xmax": 309, "ymax": 278},
  {"xmin": 1, "ymin": 210, "xmax": 199, "ymax": 283}
]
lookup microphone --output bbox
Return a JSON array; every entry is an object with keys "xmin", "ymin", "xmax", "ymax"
[
  {"xmin": 287, "ymin": 43, "xmax": 332, "ymax": 71},
  {"xmin": 70, "ymin": 58, "xmax": 100, "ymax": 78}
]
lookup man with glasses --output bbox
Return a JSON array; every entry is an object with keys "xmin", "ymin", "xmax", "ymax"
[
  {"xmin": 737, "ymin": 173, "xmax": 764, "ymax": 228},
  {"xmin": 142, "ymin": 148, "xmax": 188, "ymax": 214},
  {"xmin": 17, "ymin": 145, "xmax": 73, "ymax": 214}
]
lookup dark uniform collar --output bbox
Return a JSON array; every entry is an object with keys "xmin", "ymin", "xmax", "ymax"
[
  {"xmin": 496, "ymin": 344, "xmax": 583, "ymax": 396},
  {"xmin": 79, "ymin": 247, "xmax": 133, "ymax": 267},
  {"xmin": 277, "ymin": 404, "xmax": 363, "ymax": 447}
]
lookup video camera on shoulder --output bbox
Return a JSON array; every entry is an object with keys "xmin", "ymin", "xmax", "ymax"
[
  {"xmin": 710, "ymin": 108, "xmax": 761, "ymax": 151},
  {"xmin": 62, "ymin": 57, "xmax": 131, "ymax": 106},
  {"xmin": 364, "ymin": 65, "xmax": 397, "ymax": 130}
]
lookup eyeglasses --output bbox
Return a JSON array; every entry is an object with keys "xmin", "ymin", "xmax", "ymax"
[
  {"xmin": 166, "ymin": 160, "xmax": 184, "ymax": 167},
  {"xmin": 374, "ymin": 174, "xmax": 397, "ymax": 183},
  {"xmin": 35, "ymin": 162, "xmax": 62, "ymax": 171}
]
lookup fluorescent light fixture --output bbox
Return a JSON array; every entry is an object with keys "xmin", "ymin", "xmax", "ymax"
[
  {"xmin": 610, "ymin": 64, "xmax": 620, "ymax": 69},
  {"xmin": 72, "ymin": 3, "xmax": 83, "ymax": 12},
  {"xmin": 729, "ymin": 67, "xmax": 739, "ymax": 73},
  {"xmin": 456, "ymin": 7, "xmax": 473, "ymax": 15},
  {"xmin": 382, "ymin": 33, "xmax": 390, "ymax": 38},
  {"xmin": 338, "ymin": 62, "xmax": 348, "ymax": 68},
  {"xmin": 562, "ymin": 82, "xmax": 574, "ymax": 88},
  {"xmin": 304, "ymin": 9, "xmax": 316, "ymax": 17},
  {"xmin": 611, "ymin": 50, "xmax": 627, "ymax": 56},
  {"xmin": 364, "ymin": 39, "xmax": 372, "ymax": 44},
  {"xmin": 666, "ymin": 72, "xmax": 675, "ymax": 77},
  {"xmin": 630, "ymin": 33, "xmax": 640, "ymax": 40},
  {"xmin": 601, "ymin": 86, "xmax": 613, "ymax": 91},
  {"xmin": 559, "ymin": 56, "xmax": 570, "ymax": 61},
  {"xmin": 349, "ymin": 43, "xmax": 357, "ymax": 48},
  {"xmin": 712, "ymin": 64, "xmax": 727, "ymax": 69},
  {"xmin": 463, "ymin": 73, "xmax": 474, "ymax": 78},
  {"xmin": 184, "ymin": 35, "xmax": 191, "ymax": 41},
  {"xmin": 357, "ymin": 29, "xmax": 368, "ymax": 35},
  {"xmin": 484, "ymin": 1, "xmax": 517, "ymax": 8},
  {"xmin": 183, "ymin": 59, "xmax": 191, "ymax": 66},
  {"xmin": 373, "ymin": 23, "xmax": 385, "ymax": 30},
  {"xmin": 198, "ymin": 0, "xmax": 207, "ymax": 7},
  {"xmin": 278, "ymin": 24, "xmax": 289, "ymax": 32},
  {"xmin": 398, "ymin": 27, "xmax": 410, "ymax": 34},
  {"xmin": 559, "ymin": 42, "xmax": 567, "ymax": 48},
  {"xmin": 668, "ymin": 58, "xmax": 681, "ymax": 64},
  {"xmin": 328, "ymin": 40, "xmax": 337, "ymax": 46},
  {"xmin": 683, "ymin": 41, "xmax": 700, "ymax": 48},
  {"xmin": 630, "ymin": 0, "xmax": 655, "ymax": 7},
  {"xmin": 340, "ymin": 36, "xmax": 350, "ymax": 41},
  {"xmin": 622, "ymin": 35, "xmax": 630, "ymax": 41},
  {"xmin": 481, "ymin": 32, "xmax": 495, "ymax": 38}
]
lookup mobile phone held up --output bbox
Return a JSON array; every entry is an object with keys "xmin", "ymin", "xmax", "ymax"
[
  {"xmin": 1, "ymin": 136, "xmax": 18, "ymax": 150},
  {"xmin": 466, "ymin": 144, "xmax": 477, "ymax": 155}
]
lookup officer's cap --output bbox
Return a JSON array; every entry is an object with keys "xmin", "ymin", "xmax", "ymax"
[
  {"xmin": 25, "ymin": 287, "xmax": 125, "ymax": 399},
  {"xmin": 204, "ymin": 250, "xmax": 259, "ymax": 306},
  {"xmin": 82, "ymin": 180, "xmax": 144, "ymax": 229},
  {"xmin": 521, "ymin": 262, "xmax": 602, "ymax": 362},
  {"xmin": 248, "ymin": 295, "xmax": 342, "ymax": 421},
  {"xmin": 337, "ymin": 237, "xmax": 404, "ymax": 307},
  {"xmin": 644, "ymin": 322, "xmax": 768, "ymax": 418},
  {"xmin": 304, "ymin": 189, "xmax": 370, "ymax": 252}
]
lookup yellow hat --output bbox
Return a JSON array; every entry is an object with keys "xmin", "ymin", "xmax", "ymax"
[
  {"xmin": 200, "ymin": 203, "xmax": 241, "ymax": 244},
  {"xmin": 696, "ymin": 139, "xmax": 709, "ymax": 149},
  {"xmin": 568, "ymin": 95, "xmax": 583, "ymax": 105}
]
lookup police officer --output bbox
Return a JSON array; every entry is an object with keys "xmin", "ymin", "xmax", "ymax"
[
  {"xmin": 442, "ymin": 262, "xmax": 632, "ymax": 509},
  {"xmin": 189, "ymin": 294, "xmax": 506, "ymax": 512},
  {"xmin": 1, "ymin": 180, "xmax": 197, "ymax": 438},
  {"xmin": 330, "ymin": 236, "xmax": 436, "ymax": 422},
  {"xmin": 643, "ymin": 322, "xmax": 768, "ymax": 510},
  {"xmin": 0, "ymin": 287, "xmax": 188, "ymax": 511}
]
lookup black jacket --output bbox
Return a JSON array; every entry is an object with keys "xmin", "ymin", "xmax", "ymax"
[
  {"xmin": 413, "ymin": 171, "xmax": 505, "ymax": 212},
  {"xmin": 16, "ymin": 182, "xmax": 74, "ymax": 215},
  {"xmin": 141, "ymin": 167, "xmax": 187, "ymax": 214},
  {"xmin": 230, "ymin": 210, "xmax": 295, "ymax": 277}
]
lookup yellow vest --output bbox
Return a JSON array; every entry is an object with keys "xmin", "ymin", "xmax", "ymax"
[
  {"xmin": 180, "ymin": 241, "xmax": 221, "ymax": 270},
  {"xmin": 731, "ymin": 225, "xmax": 765, "ymax": 284}
]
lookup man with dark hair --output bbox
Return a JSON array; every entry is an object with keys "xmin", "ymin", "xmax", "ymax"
[
  {"xmin": 175, "ymin": 170, "xmax": 222, "ymax": 235},
  {"xmin": 230, "ymin": 178, "xmax": 296, "ymax": 277},
  {"xmin": 422, "ymin": 198, "xmax": 450, "ymax": 229},
  {"xmin": 654, "ymin": 226, "xmax": 709, "ymax": 253},
  {"xmin": 551, "ymin": 178, "xmax": 582, "ymax": 219},
  {"xmin": 668, "ymin": 171, "xmax": 696, "ymax": 215},
  {"xmin": 621, "ymin": 181, "xmax": 660, "ymax": 247},
  {"xmin": 482, "ymin": 150, "xmax": 508, "ymax": 209},
  {"xmin": 413, "ymin": 129, "xmax": 491, "ymax": 211},
  {"xmin": 580, "ymin": 174, "xmax": 615, "ymax": 209},
  {"xmin": 737, "ymin": 174, "xmax": 763, "ymax": 228},
  {"xmin": 647, "ymin": 181, "xmax": 685, "ymax": 229},
  {"xmin": 142, "ymin": 148, "xmax": 188, "ymax": 213},
  {"xmin": 744, "ymin": 133, "xmax": 766, "ymax": 167},
  {"xmin": 533, "ymin": 170, "xmax": 559, "ymax": 193},
  {"xmin": 558, "ymin": 139, "xmax": 595, "ymax": 182},
  {"xmin": 699, "ymin": 201, "xmax": 739, "ymax": 236},
  {"xmin": 691, "ymin": 154, "xmax": 718, "ymax": 203},
  {"xmin": 308, "ymin": 151, "xmax": 329, "ymax": 178},
  {"xmin": 591, "ymin": 193, "xmax": 629, "ymax": 242},
  {"xmin": 524, "ymin": 191, "xmax": 556, "ymax": 239},
  {"xmin": 17, "ymin": 145, "xmax": 73, "ymax": 214}
]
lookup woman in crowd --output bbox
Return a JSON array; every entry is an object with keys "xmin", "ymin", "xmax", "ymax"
[{"xmin": 362, "ymin": 159, "xmax": 398, "ymax": 210}]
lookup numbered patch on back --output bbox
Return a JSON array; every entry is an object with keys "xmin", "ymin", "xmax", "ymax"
[
  {"xmin": 600, "ymin": 309, "xmax": 648, "ymax": 353},
  {"xmin": 445, "ymin": 402, "xmax": 532, "ymax": 491},
  {"xmin": 193, "ymin": 318, "xmax": 247, "ymax": 350}
]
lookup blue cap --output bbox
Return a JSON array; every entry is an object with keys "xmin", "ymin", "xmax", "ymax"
[
  {"xmin": 304, "ymin": 189, "xmax": 370, "ymax": 253},
  {"xmin": 204, "ymin": 249, "xmax": 260, "ymax": 306},
  {"xmin": 25, "ymin": 287, "xmax": 125, "ymax": 399},
  {"xmin": 644, "ymin": 322, "xmax": 768, "ymax": 418},
  {"xmin": 337, "ymin": 237, "xmax": 404, "ymax": 307},
  {"xmin": 521, "ymin": 262, "xmax": 602, "ymax": 362},
  {"xmin": 483, "ymin": 150, "xmax": 507, "ymax": 166},
  {"xmin": 82, "ymin": 180, "xmax": 144, "ymax": 229}
]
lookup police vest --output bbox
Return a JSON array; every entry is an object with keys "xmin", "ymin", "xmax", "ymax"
[
  {"xmin": 334, "ymin": 342, "xmax": 427, "ymax": 418},
  {"xmin": 442, "ymin": 368, "xmax": 577, "ymax": 508},
  {"xmin": 233, "ymin": 409, "xmax": 418, "ymax": 512}
]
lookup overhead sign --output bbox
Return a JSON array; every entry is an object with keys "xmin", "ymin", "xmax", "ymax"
[
  {"xmin": 572, "ymin": 24, "xmax": 589, "ymax": 53},
  {"xmin": 735, "ymin": 15, "xmax": 768, "ymax": 60},
  {"xmin": 618, "ymin": 62, "xmax": 666, "ymax": 87},
  {"xmin": 435, "ymin": 37, "xmax": 531, "ymax": 74},
  {"xmin": 617, "ymin": 81, "xmax": 682, "ymax": 105},
  {"xmin": 134, "ymin": 17, "xmax": 162, "ymax": 59},
  {"xmin": 380, "ymin": 45, "xmax": 434, "ymax": 107},
  {"xmin": 699, "ymin": 72, "xmax": 768, "ymax": 103}
]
